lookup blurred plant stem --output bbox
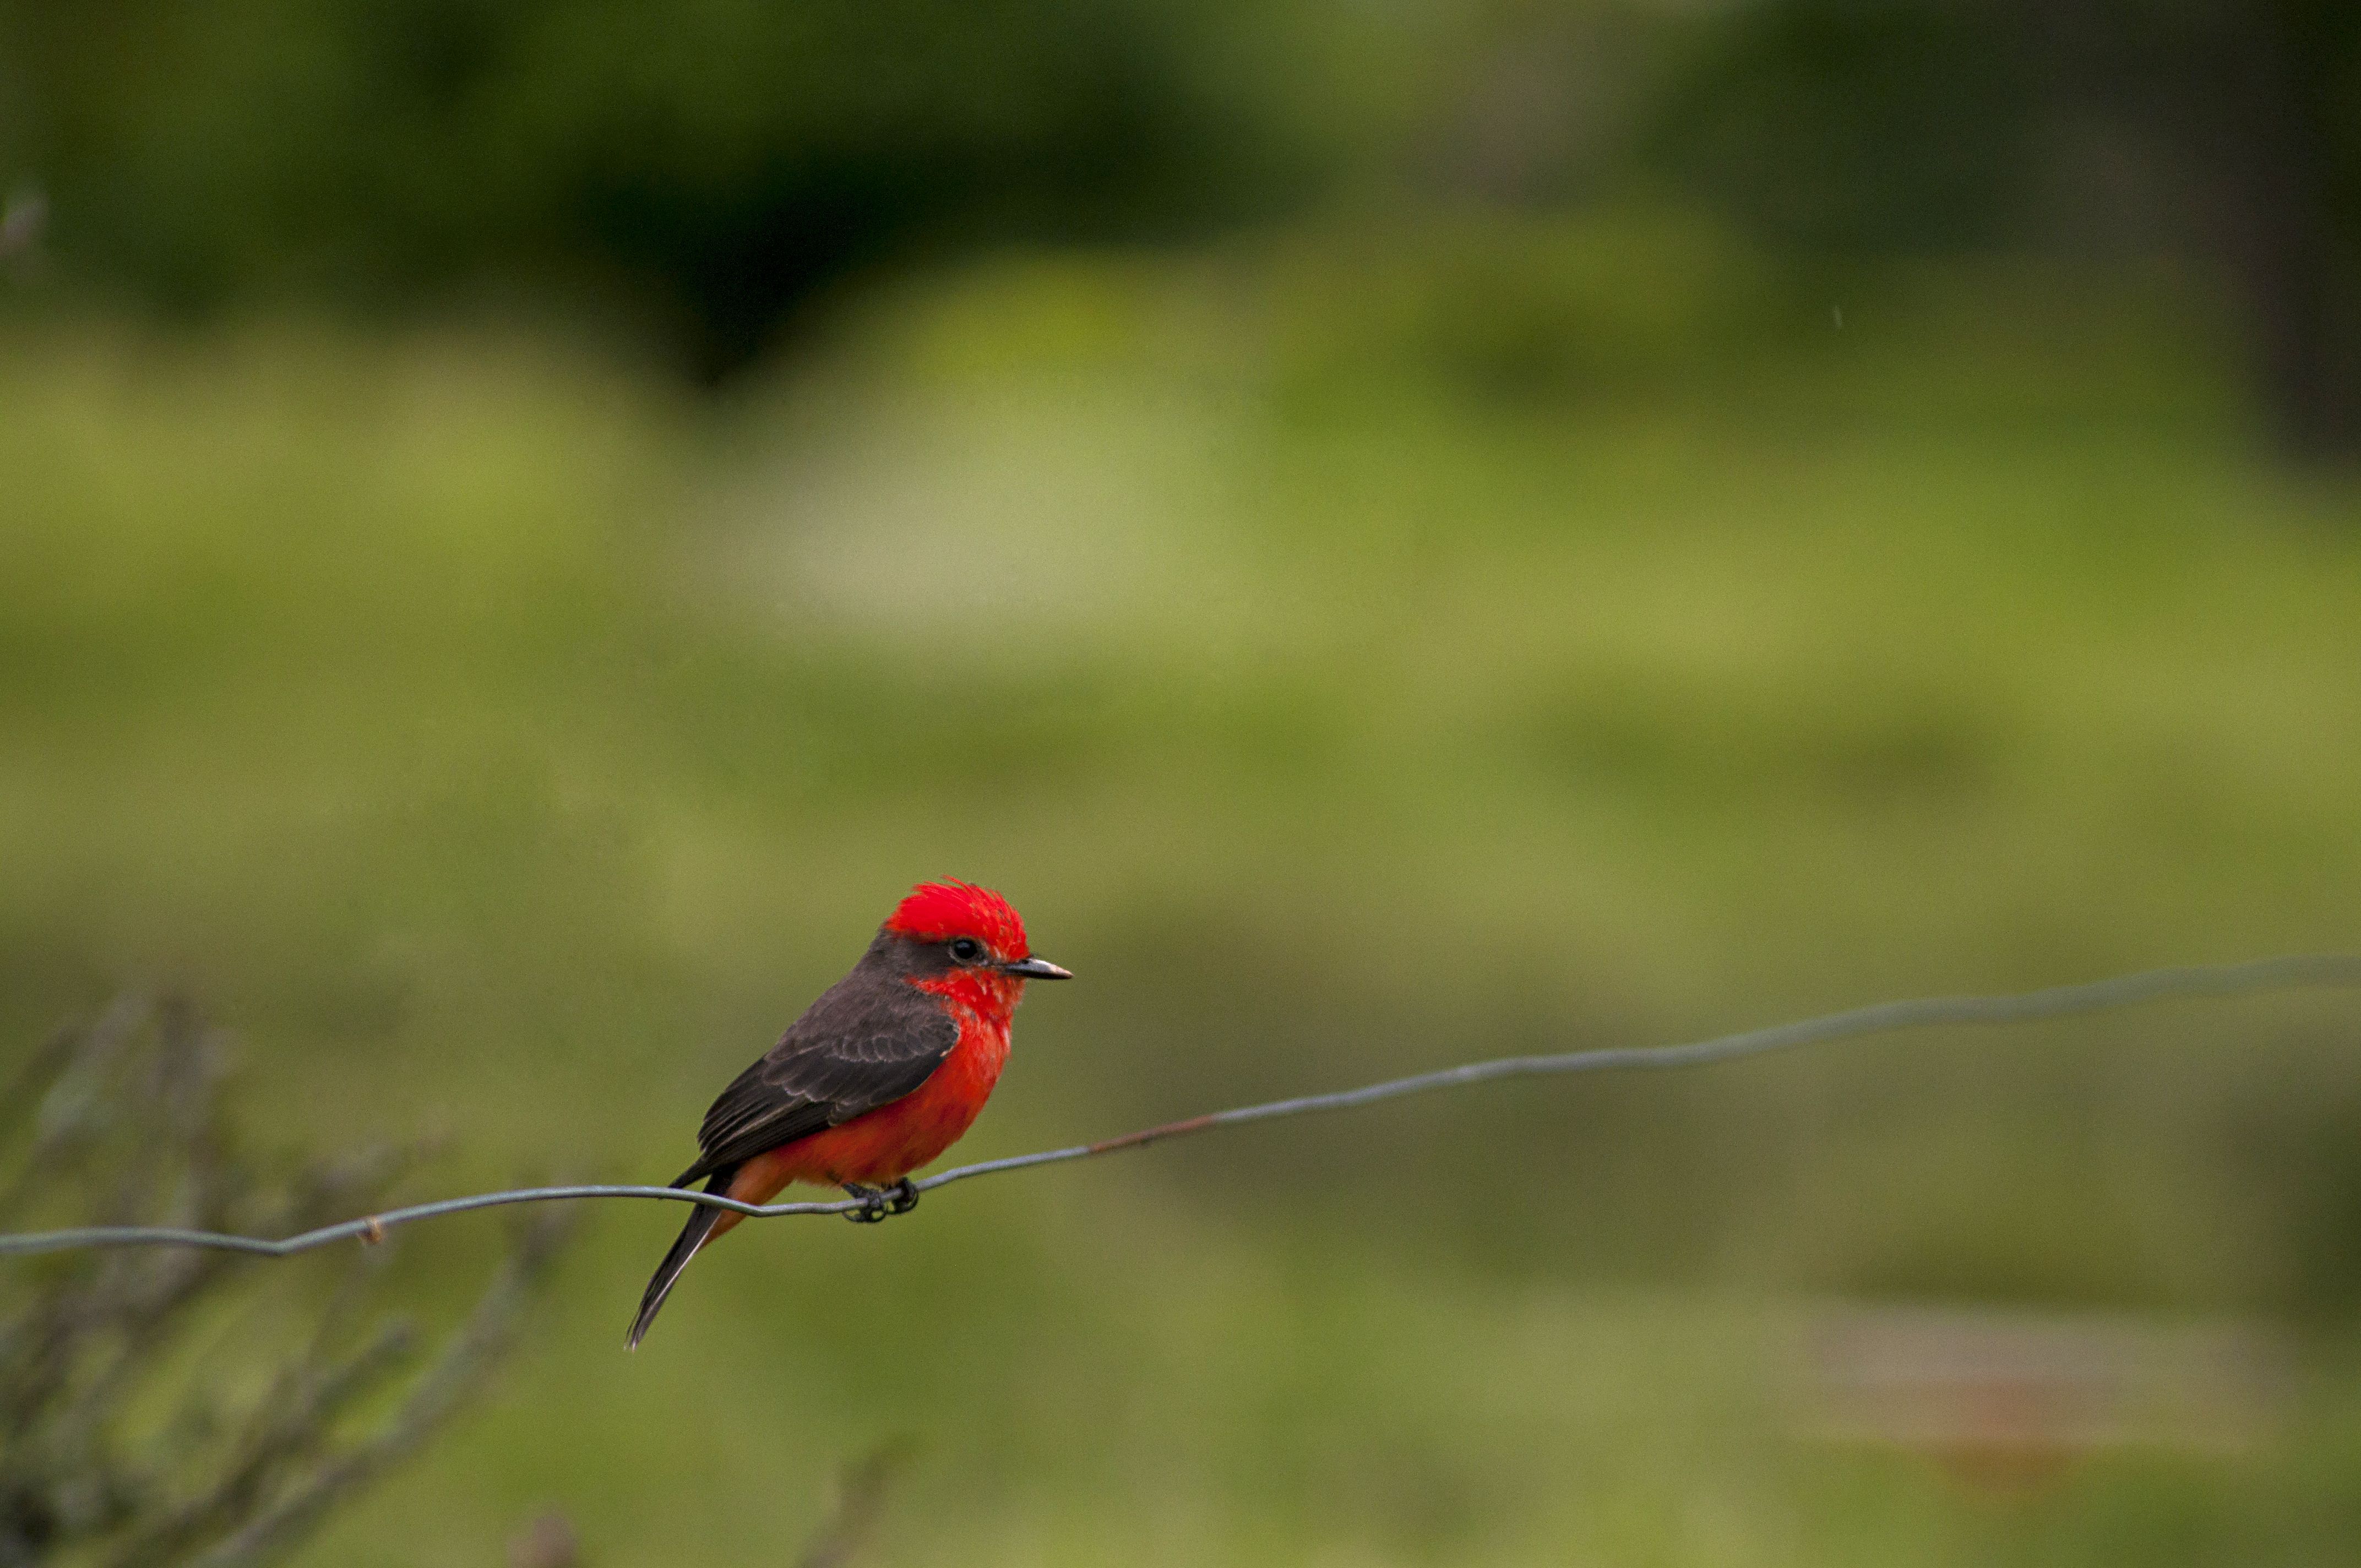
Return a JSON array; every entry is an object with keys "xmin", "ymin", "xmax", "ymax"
[
  {"xmin": 0, "ymin": 997, "xmax": 569, "ymax": 1567},
  {"xmin": 795, "ymin": 1441, "xmax": 912, "ymax": 1568}
]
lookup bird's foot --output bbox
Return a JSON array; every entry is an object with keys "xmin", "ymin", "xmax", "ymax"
[
  {"xmin": 841, "ymin": 1183, "xmax": 891, "ymax": 1224},
  {"xmin": 840, "ymin": 1179, "xmax": 920, "ymax": 1223}
]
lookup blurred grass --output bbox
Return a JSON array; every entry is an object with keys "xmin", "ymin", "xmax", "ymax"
[{"xmin": 3, "ymin": 219, "xmax": 2359, "ymax": 1562}]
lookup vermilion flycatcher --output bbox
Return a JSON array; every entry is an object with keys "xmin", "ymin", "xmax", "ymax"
[{"xmin": 628, "ymin": 880, "xmax": 1068, "ymax": 1347}]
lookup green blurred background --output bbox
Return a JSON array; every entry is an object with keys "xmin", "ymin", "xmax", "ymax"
[{"xmin": 5, "ymin": 1, "xmax": 2361, "ymax": 1562}]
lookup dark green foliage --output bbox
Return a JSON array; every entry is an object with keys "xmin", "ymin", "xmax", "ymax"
[
  {"xmin": 1646, "ymin": 0, "xmax": 2361, "ymax": 456},
  {"xmin": 0, "ymin": 0, "xmax": 1298, "ymax": 374},
  {"xmin": 1650, "ymin": 1, "xmax": 2038, "ymax": 254}
]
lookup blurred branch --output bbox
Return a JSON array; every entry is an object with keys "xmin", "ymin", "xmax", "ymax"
[
  {"xmin": 0, "ymin": 186, "xmax": 44, "ymax": 265},
  {"xmin": 178, "ymin": 1210, "xmax": 571, "ymax": 1568},
  {"xmin": 794, "ymin": 1441, "xmax": 912, "ymax": 1568},
  {"xmin": 0, "ymin": 999, "xmax": 573, "ymax": 1567},
  {"xmin": 3, "ymin": 955, "xmax": 2354, "ymax": 1264}
]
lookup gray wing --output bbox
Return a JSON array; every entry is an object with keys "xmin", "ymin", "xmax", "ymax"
[{"xmin": 678, "ymin": 974, "xmax": 958, "ymax": 1184}]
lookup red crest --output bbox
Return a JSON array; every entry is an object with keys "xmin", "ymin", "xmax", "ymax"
[{"xmin": 883, "ymin": 880, "xmax": 1030, "ymax": 959}]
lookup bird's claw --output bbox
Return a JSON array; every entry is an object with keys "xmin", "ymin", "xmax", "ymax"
[{"xmin": 840, "ymin": 1179, "xmax": 919, "ymax": 1223}]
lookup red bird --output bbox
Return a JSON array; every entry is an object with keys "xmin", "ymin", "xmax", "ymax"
[{"xmin": 629, "ymin": 880, "xmax": 1068, "ymax": 1347}]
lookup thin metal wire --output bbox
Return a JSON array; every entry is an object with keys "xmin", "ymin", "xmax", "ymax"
[{"xmin": 4, "ymin": 953, "xmax": 2355, "ymax": 1260}]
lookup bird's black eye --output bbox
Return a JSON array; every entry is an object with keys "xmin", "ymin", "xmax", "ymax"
[{"xmin": 948, "ymin": 937, "xmax": 985, "ymax": 963}]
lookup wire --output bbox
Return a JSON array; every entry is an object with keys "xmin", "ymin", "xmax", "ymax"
[{"xmin": 3, "ymin": 953, "xmax": 2355, "ymax": 1260}]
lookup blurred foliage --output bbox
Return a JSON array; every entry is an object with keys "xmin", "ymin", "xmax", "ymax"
[
  {"xmin": 1645, "ymin": 0, "xmax": 2361, "ymax": 455},
  {"xmin": 1256, "ymin": 205, "xmax": 1778, "ymax": 405},
  {"xmin": 0, "ymin": 997, "xmax": 568, "ymax": 1566},
  {"xmin": 0, "ymin": 0, "xmax": 1335, "ymax": 373},
  {"xmin": 3, "ymin": 0, "xmax": 2354, "ymax": 443},
  {"xmin": 1650, "ymin": 2, "xmax": 2039, "ymax": 253}
]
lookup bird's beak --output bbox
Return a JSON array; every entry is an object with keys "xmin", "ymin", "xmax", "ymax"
[{"xmin": 999, "ymin": 956, "xmax": 1072, "ymax": 981}]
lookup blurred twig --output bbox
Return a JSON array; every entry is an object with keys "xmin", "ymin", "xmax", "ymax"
[
  {"xmin": 0, "ymin": 954, "xmax": 2355, "ymax": 1261},
  {"xmin": 795, "ymin": 1442, "xmax": 912, "ymax": 1568},
  {"xmin": 0, "ymin": 186, "xmax": 46, "ymax": 265},
  {"xmin": 0, "ymin": 998, "xmax": 573, "ymax": 1567},
  {"xmin": 178, "ymin": 1209, "xmax": 570, "ymax": 1568}
]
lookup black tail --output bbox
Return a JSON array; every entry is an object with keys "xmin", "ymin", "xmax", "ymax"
[{"xmin": 627, "ymin": 1167, "xmax": 735, "ymax": 1349}]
